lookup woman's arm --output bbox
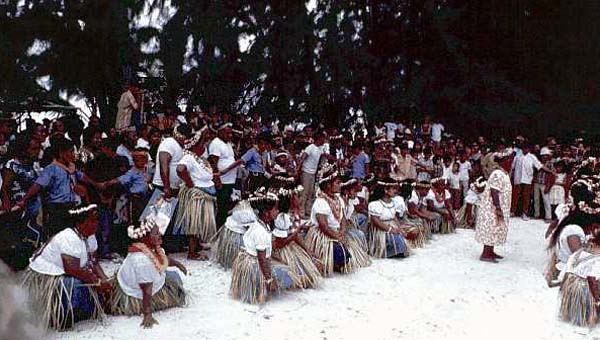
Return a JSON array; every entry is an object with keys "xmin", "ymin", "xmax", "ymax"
[
  {"xmin": 139, "ymin": 282, "xmax": 159, "ymax": 328},
  {"xmin": 257, "ymin": 250, "xmax": 278, "ymax": 292},
  {"xmin": 176, "ymin": 165, "xmax": 194, "ymax": 189},
  {"xmin": 316, "ymin": 214, "xmax": 341, "ymax": 240},
  {"xmin": 370, "ymin": 215, "xmax": 394, "ymax": 232}
]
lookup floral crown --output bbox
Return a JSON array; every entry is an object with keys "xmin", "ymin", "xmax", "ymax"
[
  {"xmin": 127, "ymin": 219, "xmax": 157, "ymax": 240},
  {"xmin": 278, "ymin": 185, "xmax": 304, "ymax": 198},
  {"xmin": 68, "ymin": 204, "xmax": 98, "ymax": 216}
]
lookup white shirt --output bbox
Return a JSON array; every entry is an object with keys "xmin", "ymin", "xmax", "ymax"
[
  {"xmin": 384, "ymin": 122, "xmax": 397, "ymax": 140},
  {"xmin": 392, "ymin": 196, "xmax": 407, "ymax": 217},
  {"xmin": 431, "ymin": 123, "xmax": 444, "ymax": 142},
  {"xmin": 243, "ymin": 221, "xmax": 272, "ymax": 257},
  {"xmin": 556, "ymin": 224, "xmax": 586, "ymax": 265},
  {"xmin": 448, "ymin": 172, "xmax": 461, "ymax": 189},
  {"xmin": 311, "ymin": 197, "xmax": 343, "ymax": 230},
  {"xmin": 178, "ymin": 153, "xmax": 214, "ymax": 188},
  {"xmin": 117, "ymin": 252, "xmax": 166, "ymax": 299},
  {"xmin": 369, "ymin": 199, "xmax": 399, "ymax": 221},
  {"xmin": 209, "ymin": 137, "xmax": 237, "ymax": 185},
  {"xmin": 152, "ymin": 137, "xmax": 184, "ymax": 189},
  {"xmin": 408, "ymin": 190, "xmax": 426, "ymax": 208},
  {"xmin": 464, "ymin": 189, "xmax": 480, "ymax": 205},
  {"xmin": 512, "ymin": 153, "xmax": 542, "ymax": 185},
  {"xmin": 274, "ymin": 213, "xmax": 293, "ymax": 238},
  {"xmin": 425, "ymin": 189, "xmax": 451, "ymax": 209},
  {"xmin": 29, "ymin": 229, "xmax": 98, "ymax": 276},
  {"xmin": 302, "ymin": 144, "xmax": 324, "ymax": 174},
  {"xmin": 458, "ymin": 161, "xmax": 471, "ymax": 181},
  {"xmin": 442, "ymin": 164, "xmax": 452, "ymax": 179}
]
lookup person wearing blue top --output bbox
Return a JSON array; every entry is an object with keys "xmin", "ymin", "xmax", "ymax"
[
  {"xmin": 241, "ymin": 134, "xmax": 270, "ymax": 192},
  {"xmin": 17, "ymin": 138, "xmax": 101, "ymax": 238},
  {"xmin": 351, "ymin": 143, "xmax": 370, "ymax": 179}
]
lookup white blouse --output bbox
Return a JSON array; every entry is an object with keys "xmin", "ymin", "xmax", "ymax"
[
  {"xmin": 392, "ymin": 196, "xmax": 407, "ymax": 217},
  {"xmin": 425, "ymin": 189, "xmax": 451, "ymax": 209},
  {"xmin": 408, "ymin": 190, "xmax": 426, "ymax": 208},
  {"xmin": 117, "ymin": 252, "xmax": 166, "ymax": 299},
  {"xmin": 556, "ymin": 224, "xmax": 586, "ymax": 265},
  {"xmin": 569, "ymin": 250, "xmax": 600, "ymax": 278},
  {"xmin": 368, "ymin": 200, "xmax": 398, "ymax": 221},
  {"xmin": 178, "ymin": 153, "xmax": 214, "ymax": 188},
  {"xmin": 464, "ymin": 189, "xmax": 480, "ymax": 205},
  {"xmin": 310, "ymin": 197, "xmax": 344, "ymax": 230},
  {"xmin": 29, "ymin": 229, "xmax": 98, "ymax": 276},
  {"xmin": 273, "ymin": 213, "xmax": 293, "ymax": 238},
  {"xmin": 243, "ymin": 221, "xmax": 272, "ymax": 257}
]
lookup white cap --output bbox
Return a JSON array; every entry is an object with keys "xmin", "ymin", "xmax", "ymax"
[
  {"xmin": 540, "ymin": 147, "xmax": 552, "ymax": 156},
  {"xmin": 136, "ymin": 138, "xmax": 150, "ymax": 150}
]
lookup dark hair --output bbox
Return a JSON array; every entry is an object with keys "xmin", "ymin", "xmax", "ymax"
[
  {"xmin": 9, "ymin": 134, "xmax": 34, "ymax": 160},
  {"xmin": 278, "ymin": 195, "xmax": 291, "ymax": 213},
  {"xmin": 370, "ymin": 177, "xmax": 396, "ymax": 202},
  {"xmin": 82, "ymin": 127, "xmax": 101, "ymax": 146},
  {"xmin": 68, "ymin": 205, "xmax": 99, "ymax": 226},
  {"xmin": 176, "ymin": 123, "xmax": 194, "ymax": 139},
  {"xmin": 549, "ymin": 209, "xmax": 600, "ymax": 249},
  {"xmin": 249, "ymin": 199, "xmax": 278, "ymax": 215}
]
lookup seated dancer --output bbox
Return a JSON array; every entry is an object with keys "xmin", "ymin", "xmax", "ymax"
[
  {"xmin": 305, "ymin": 165, "xmax": 369, "ymax": 276},
  {"xmin": 367, "ymin": 178, "xmax": 415, "ymax": 258},
  {"xmin": 407, "ymin": 181, "xmax": 442, "ymax": 237},
  {"xmin": 272, "ymin": 184, "xmax": 323, "ymax": 289},
  {"xmin": 339, "ymin": 176, "xmax": 370, "ymax": 251},
  {"xmin": 214, "ymin": 200, "xmax": 256, "ymax": 269},
  {"xmin": 230, "ymin": 190, "xmax": 302, "ymax": 304},
  {"xmin": 110, "ymin": 219, "xmax": 187, "ymax": 328},
  {"xmin": 455, "ymin": 177, "xmax": 486, "ymax": 229},
  {"xmin": 392, "ymin": 183, "xmax": 427, "ymax": 248},
  {"xmin": 559, "ymin": 222, "xmax": 600, "ymax": 327},
  {"xmin": 425, "ymin": 178, "xmax": 456, "ymax": 234},
  {"xmin": 22, "ymin": 204, "xmax": 112, "ymax": 330},
  {"xmin": 174, "ymin": 130, "xmax": 217, "ymax": 260}
]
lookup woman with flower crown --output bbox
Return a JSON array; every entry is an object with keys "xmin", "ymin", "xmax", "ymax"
[
  {"xmin": 230, "ymin": 189, "xmax": 302, "ymax": 304},
  {"xmin": 425, "ymin": 178, "xmax": 456, "ymax": 234},
  {"xmin": 109, "ymin": 218, "xmax": 188, "ymax": 328},
  {"xmin": 174, "ymin": 129, "xmax": 218, "ymax": 260},
  {"xmin": 22, "ymin": 204, "xmax": 112, "ymax": 330}
]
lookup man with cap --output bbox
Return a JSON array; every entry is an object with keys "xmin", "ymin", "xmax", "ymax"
[
  {"xmin": 511, "ymin": 143, "xmax": 554, "ymax": 220},
  {"xmin": 533, "ymin": 147, "xmax": 554, "ymax": 221}
]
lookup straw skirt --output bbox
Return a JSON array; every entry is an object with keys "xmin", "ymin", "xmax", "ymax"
[
  {"xmin": 274, "ymin": 243, "xmax": 322, "ymax": 289},
  {"xmin": 214, "ymin": 228, "xmax": 245, "ymax": 269},
  {"xmin": 367, "ymin": 222, "xmax": 409, "ymax": 259},
  {"xmin": 455, "ymin": 204, "xmax": 477, "ymax": 229},
  {"xmin": 174, "ymin": 186, "xmax": 217, "ymax": 240},
  {"xmin": 109, "ymin": 271, "xmax": 186, "ymax": 316},
  {"xmin": 559, "ymin": 274, "xmax": 599, "ymax": 327},
  {"xmin": 22, "ymin": 269, "xmax": 105, "ymax": 330},
  {"xmin": 305, "ymin": 227, "xmax": 358, "ymax": 277},
  {"xmin": 230, "ymin": 252, "xmax": 302, "ymax": 304}
]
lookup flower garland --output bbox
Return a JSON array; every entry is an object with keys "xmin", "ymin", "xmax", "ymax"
[
  {"xmin": 129, "ymin": 242, "xmax": 169, "ymax": 274},
  {"xmin": 319, "ymin": 192, "xmax": 342, "ymax": 222},
  {"xmin": 183, "ymin": 150, "xmax": 213, "ymax": 174}
]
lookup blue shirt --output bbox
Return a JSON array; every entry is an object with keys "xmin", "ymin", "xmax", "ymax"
[
  {"xmin": 35, "ymin": 163, "xmax": 83, "ymax": 203},
  {"xmin": 352, "ymin": 152, "xmax": 370, "ymax": 179},
  {"xmin": 241, "ymin": 147, "xmax": 264, "ymax": 173},
  {"xmin": 118, "ymin": 169, "xmax": 148, "ymax": 196}
]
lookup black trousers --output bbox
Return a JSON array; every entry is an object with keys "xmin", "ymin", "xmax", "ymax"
[{"xmin": 216, "ymin": 184, "xmax": 235, "ymax": 227}]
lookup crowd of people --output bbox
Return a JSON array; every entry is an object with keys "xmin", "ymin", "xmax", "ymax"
[{"xmin": 1, "ymin": 105, "xmax": 600, "ymax": 330}]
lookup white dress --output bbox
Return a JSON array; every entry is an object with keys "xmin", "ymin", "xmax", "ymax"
[{"xmin": 117, "ymin": 252, "xmax": 166, "ymax": 299}]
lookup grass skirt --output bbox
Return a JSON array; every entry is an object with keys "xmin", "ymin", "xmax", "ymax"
[
  {"xmin": 230, "ymin": 252, "xmax": 302, "ymax": 304},
  {"xmin": 559, "ymin": 274, "xmax": 599, "ymax": 327},
  {"xmin": 423, "ymin": 211, "xmax": 443, "ymax": 234},
  {"xmin": 544, "ymin": 249, "xmax": 559, "ymax": 285},
  {"xmin": 433, "ymin": 209, "xmax": 455, "ymax": 234},
  {"xmin": 214, "ymin": 228, "xmax": 245, "ymax": 270},
  {"xmin": 345, "ymin": 219, "xmax": 373, "ymax": 268},
  {"xmin": 109, "ymin": 271, "xmax": 186, "ymax": 316},
  {"xmin": 22, "ymin": 269, "xmax": 104, "ymax": 330},
  {"xmin": 274, "ymin": 243, "xmax": 322, "ymax": 289},
  {"xmin": 399, "ymin": 216, "xmax": 427, "ymax": 248},
  {"xmin": 174, "ymin": 186, "xmax": 217, "ymax": 240},
  {"xmin": 455, "ymin": 205, "xmax": 476, "ymax": 229},
  {"xmin": 367, "ymin": 222, "xmax": 409, "ymax": 258},
  {"xmin": 305, "ymin": 227, "xmax": 360, "ymax": 276}
]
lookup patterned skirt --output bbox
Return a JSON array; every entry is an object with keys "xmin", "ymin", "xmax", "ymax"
[
  {"xmin": 230, "ymin": 252, "xmax": 302, "ymax": 304},
  {"xmin": 274, "ymin": 243, "xmax": 322, "ymax": 289},
  {"xmin": 109, "ymin": 271, "xmax": 186, "ymax": 315},
  {"xmin": 367, "ymin": 221, "xmax": 409, "ymax": 258},
  {"xmin": 559, "ymin": 274, "xmax": 599, "ymax": 327},
  {"xmin": 22, "ymin": 269, "xmax": 105, "ymax": 330},
  {"xmin": 214, "ymin": 228, "xmax": 245, "ymax": 270},
  {"xmin": 174, "ymin": 186, "xmax": 217, "ymax": 240}
]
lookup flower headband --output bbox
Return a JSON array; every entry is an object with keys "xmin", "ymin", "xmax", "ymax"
[
  {"xmin": 184, "ymin": 129, "xmax": 204, "ymax": 149},
  {"xmin": 376, "ymin": 180, "xmax": 398, "ymax": 187},
  {"xmin": 431, "ymin": 177, "xmax": 446, "ymax": 185},
  {"xmin": 278, "ymin": 185, "xmax": 304, "ymax": 197},
  {"xmin": 317, "ymin": 164, "xmax": 338, "ymax": 185},
  {"xmin": 341, "ymin": 178, "xmax": 358, "ymax": 188},
  {"xmin": 127, "ymin": 219, "xmax": 157, "ymax": 240},
  {"xmin": 248, "ymin": 187, "xmax": 280, "ymax": 203},
  {"xmin": 68, "ymin": 204, "xmax": 98, "ymax": 216}
]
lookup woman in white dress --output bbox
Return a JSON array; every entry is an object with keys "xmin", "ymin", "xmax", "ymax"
[
  {"xmin": 22, "ymin": 204, "xmax": 112, "ymax": 330},
  {"xmin": 110, "ymin": 219, "xmax": 188, "ymax": 328},
  {"xmin": 407, "ymin": 181, "xmax": 441, "ymax": 238},
  {"xmin": 455, "ymin": 177, "xmax": 486, "ymax": 229},
  {"xmin": 174, "ymin": 130, "xmax": 218, "ymax": 260},
  {"xmin": 475, "ymin": 151, "xmax": 512, "ymax": 263},
  {"xmin": 230, "ymin": 190, "xmax": 302, "ymax": 304}
]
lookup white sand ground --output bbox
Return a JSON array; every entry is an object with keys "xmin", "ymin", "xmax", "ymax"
[{"xmin": 52, "ymin": 220, "xmax": 600, "ymax": 340}]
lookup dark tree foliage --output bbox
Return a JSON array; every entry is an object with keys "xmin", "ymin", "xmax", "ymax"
[{"xmin": 1, "ymin": 0, "xmax": 599, "ymax": 138}]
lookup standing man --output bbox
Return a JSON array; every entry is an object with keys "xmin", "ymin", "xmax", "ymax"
[
  {"xmin": 297, "ymin": 132, "xmax": 327, "ymax": 218},
  {"xmin": 152, "ymin": 124, "xmax": 192, "ymax": 200},
  {"xmin": 511, "ymin": 143, "xmax": 553, "ymax": 220},
  {"xmin": 241, "ymin": 134, "xmax": 270, "ymax": 192},
  {"xmin": 209, "ymin": 123, "xmax": 241, "ymax": 226},
  {"xmin": 351, "ymin": 142, "xmax": 370, "ymax": 180},
  {"xmin": 475, "ymin": 151, "xmax": 512, "ymax": 263},
  {"xmin": 115, "ymin": 85, "xmax": 139, "ymax": 131},
  {"xmin": 533, "ymin": 148, "xmax": 554, "ymax": 221}
]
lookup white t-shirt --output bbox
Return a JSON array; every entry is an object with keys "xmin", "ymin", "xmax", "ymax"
[
  {"xmin": 301, "ymin": 144, "xmax": 324, "ymax": 174},
  {"xmin": 556, "ymin": 224, "xmax": 586, "ymax": 265},
  {"xmin": 464, "ymin": 189, "xmax": 480, "ymax": 205},
  {"xmin": 431, "ymin": 123, "xmax": 444, "ymax": 142},
  {"xmin": 243, "ymin": 221, "xmax": 272, "ymax": 257},
  {"xmin": 209, "ymin": 137, "xmax": 237, "ymax": 185},
  {"xmin": 368, "ymin": 200, "xmax": 397, "ymax": 221},
  {"xmin": 152, "ymin": 137, "xmax": 184, "ymax": 189},
  {"xmin": 512, "ymin": 153, "xmax": 543, "ymax": 185},
  {"xmin": 408, "ymin": 190, "xmax": 426, "ymax": 208},
  {"xmin": 425, "ymin": 189, "xmax": 451, "ymax": 209},
  {"xmin": 117, "ymin": 252, "xmax": 166, "ymax": 299},
  {"xmin": 310, "ymin": 197, "xmax": 343, "ymax": 230},
  {"xmin": 458, "ymin": 161, "xmax": 471, "ymax": 181},
  {"xmin": 384, "ymin": 122, "xmax": 397, "ymax": 140},
  {"xmin": 29, "ymin": 229, "xmax": 98, "ymax": 276},
  {"xmin": 448, "ymin": 172, "xmax": 460, "ymax": 189},
  {"xmin": 442, "ymin": 164, "xmax": 452, "ymax": 179},
  {"xmin": 178, "ymin": 153, "xmax": 214, "ymax": 188}
]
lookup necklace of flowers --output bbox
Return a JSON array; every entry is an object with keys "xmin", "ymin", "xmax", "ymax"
[
  {"xmin": 319, "ymin": 192, "xmax": 342, "ymax": 222},
  {"xmin": 184, "ymin": 150, "xmax": 212, "ymax": 173},
  {"xmin": 129, "ymin": 242, "xmax": 169, "ymax": 274},
  {"xmin": 379, "ymin": 198, "xmax": 395, "ymax": 211}
]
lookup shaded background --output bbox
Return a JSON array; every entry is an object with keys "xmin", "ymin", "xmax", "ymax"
[{"xmin": 1, "ymin": 0, "xmax": 599, "ymax": 140}]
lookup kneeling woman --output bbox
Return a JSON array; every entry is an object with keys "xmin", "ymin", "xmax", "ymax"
[
  {"xmin": 23, "ymin": 204, "xmax": 112, "ymax": 330},
  {"xmin": 272, "ymin": 185, "xmax": 323, "ymax": 289},
  {"xmin": 367, "ymin": 179, "xmax": 414, "ymax": 258},
  {"xmin": 214, "ymin": 200, "xmax": 256, "ymax": 269},
  {"xmin": 455, "ymin": 178, "xmax": 486, "ymax": 229},
  {"xmin": 230, "ymin": 191, "xmax": 302, "ymax": 304},
  {"xmin": 306, "ymin": 167, "xmax": 369, "ymax": 276},
  {"xmin": 425, "ymin": 178, "xmax": 456, "ymax": 234},
  {"xmin": 559, "ymin": 221, "xmax": 600, "ymax": 327},
  {"xmin": 110, "ymin": 219, "xmax": 187, "ymax": 328}
]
